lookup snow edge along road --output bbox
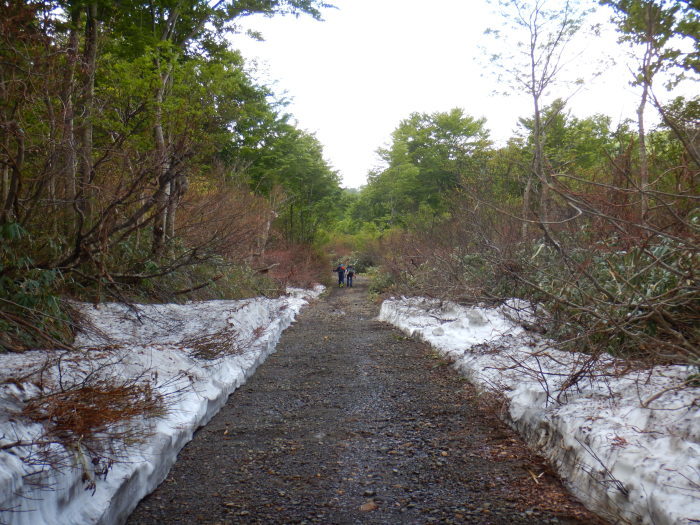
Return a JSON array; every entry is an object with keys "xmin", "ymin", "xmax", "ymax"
[
  {"xmin": 378, "ymin": 296, "xmax": 700, "ymax": 525},
  {"xmin": 0, "ymin": 286, "xmax": 323, "ymax": 525}
]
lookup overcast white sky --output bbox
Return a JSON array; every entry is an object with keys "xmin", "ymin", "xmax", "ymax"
[{"xmin": 233, "ymin": 0, "xmax": 649, "ymax": 188}]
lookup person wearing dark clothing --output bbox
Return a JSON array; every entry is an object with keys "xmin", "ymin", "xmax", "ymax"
[
  {"xmin": 346, "ymin": 265, "xmax": 355, "ymax": 287},
  {"xmin": 333, "ymin": 264, "xmax": 346, "ymax": 287}
]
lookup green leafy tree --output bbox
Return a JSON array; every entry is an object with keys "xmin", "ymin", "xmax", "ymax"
[
  {"xmin": 0, "ymin": 0, "xmax": 336, "ymax": 349},
  {"xmin": 486, "ymin": 0, "xmax": 590, "ymax": 235},
  {"xmin": 657, "ymin": 95, "xmax": 699, "ymax": 168},
  {"xmin": 600, "ymin": 0, "xmax": 700, "ymax": 217},
  {"xmin": 517, "ymin": 99, "xmax": 614, "ymax": 179},
  {"xmin": 102, "ymin": 0, "xmax": 333, "ymax": 253},
  {"xmin": 244, "ymin": 125, "xmax": 341, "ymax": 243},
  {"xmin": 359, "ymin": 109, "xmax": 490, "ymax": 227}
]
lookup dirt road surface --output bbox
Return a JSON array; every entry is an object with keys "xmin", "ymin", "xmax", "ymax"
[{"xmin": 128, "ymin": 277, "xmax": 603, "ymax": 524}]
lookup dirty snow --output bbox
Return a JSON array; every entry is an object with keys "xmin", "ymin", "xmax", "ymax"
[
  {"xmin": 0, "ymin": 287, "xmax": 322, "ymax": 525},
  {"xmin": 1, "ymin": 289, "xmax": 697, "ymax": 525},
  {"xmin": 379, "ymin": 296, "xmax": 700, "ymax": 525}
]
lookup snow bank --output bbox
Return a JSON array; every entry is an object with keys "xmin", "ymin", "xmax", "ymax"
[
  {"xmin": 379, "ymin": 296, "xmax": 700, "ymax": 525},
  {"xmin": 0, "ymin": 286, "xmax": 322, "ymax": 525}
]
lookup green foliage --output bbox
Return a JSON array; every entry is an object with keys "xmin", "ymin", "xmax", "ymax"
[
  {"xmin": 0, "ymin": 0, "xmax": 339, "ymax": 353},
  {"xmin": 358, "ymin": 88, "xmax": 698, "ymax": 366},
  {"xmin": 356, "ymin": 108, "xmax": 491, "ymax": 227},
  {"xmin": 366, "ymin": 267, "xmax": 395, "ymax": 298},
  {"xmin": 600, "ymin": 0, "xmax": 699, "ymax": 86},
  {"xmin": 517, "ymin": 99, "xmax": 615, "ymax": 176},
  {"xmin": 3, "ymin": 0, "xmax": 698, "ymax": 379},
  {"xmin": 241, "ymin": 125, "xmax": 342, "ymax": 243},
  {"xmin": 0, "ymin": 224, "xmax": 72, "ymax": 352},
  {"xmin": 345, "ymin": 251, "xmax": 376, "ymax": 274},
  {"xmin": 526, "ymin": 235, "xmax": 698, "ymax": 361}
]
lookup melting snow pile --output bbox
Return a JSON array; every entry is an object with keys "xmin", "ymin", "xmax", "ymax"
[
  {"xmin": 379, "ymin": 297, "xmax": 700, "ymax": 525},
  {"xmin": 0, "ymin": 287, "xmax": 322, "ymax": 525}
]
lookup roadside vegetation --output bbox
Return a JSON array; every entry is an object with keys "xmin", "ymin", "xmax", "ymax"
[
  {"xmin": 0, "ymin": 0, "xmax": 697, "ymax": 502},
  {"xmin": 1, "ymin": 0, "xmax": 696, "ymax": 373},
  {"xmin": 0, "ymin": 0, "xmax": 338, "ymax": 352},
  {"xmin": 328, "ymin": 0, "xmax": 698, "ymax": 376}
]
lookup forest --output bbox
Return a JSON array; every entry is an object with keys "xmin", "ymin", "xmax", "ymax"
[{"xmin": 0, "ymin": 0, "xmax": 698, "ymax": 381}]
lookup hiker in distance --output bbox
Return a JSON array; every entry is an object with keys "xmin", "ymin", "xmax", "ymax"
[
  {"xmin": 345, "ymin": 264, "xmax": 355, "ymax": 287},
  {"xmin": 333, "ymin": 263, "xmax": 346, "ymax": 287}
]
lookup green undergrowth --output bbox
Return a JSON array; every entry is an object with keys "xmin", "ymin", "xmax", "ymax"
[
  {"xmin": 0, "ymin": 223, "xmax": 74, "ymax": 352},
  {"xmin": 123, "ymin": 258, "xmax": 284, "ymax": 303},
  {"xmin": 372, "ymin": 232, "xmax": 699, "ymax": 370},
  {"xmin": 365, "ymin": 267, "xmax": 395, "ymax": 302},
  {"xmin": 0, "ymin": 223, "xmax": 284, "ymax": 353}
]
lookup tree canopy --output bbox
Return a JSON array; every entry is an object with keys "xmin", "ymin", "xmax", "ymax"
[{"xmin": 353, "ymin": 109, "xmax": 490, "ymax": 227}]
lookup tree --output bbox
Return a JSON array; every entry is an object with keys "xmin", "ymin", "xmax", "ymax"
[
  {"xmin": 517, "ymin": 99, "xmax": 614, "ymax": 178},
  {"xmin": 600, "ymin": 0, "xmax": 700, "ymax": 218},
  {"xmin": 101, "ymin": 0, "xmax": 333, "ymax": 254},
  {"xmin": 242, "ymin": 124, "xmax": 341, "ymax": 243},
  {"xmin": 486, "ymin": 0, "xmax": 590, "ymax": 236},
  {"xmin": 359, "ymin": 109, "xmax": 491, "ymax": 227},
  {"xmin": 0, "ymin": 0, "xmax": 338, "ymax": 351}
]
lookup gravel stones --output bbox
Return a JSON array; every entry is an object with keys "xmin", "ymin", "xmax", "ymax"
[{"xmin": 128, "ymin": 278, "xmax": 604, "ymax": 524}]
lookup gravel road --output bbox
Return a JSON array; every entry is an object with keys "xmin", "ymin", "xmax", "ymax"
[{"xmin": 128, "ymin": 277, "xmax": 604, "ymax": 524}]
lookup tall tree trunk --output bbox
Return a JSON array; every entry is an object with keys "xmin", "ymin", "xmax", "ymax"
[
  {"xmin": 1, "ymin": 123, "xmax": 24, "ymax": 223},
  {"xmin": 257, "ymin": 210, "xmax": 277, "ymax": 260},
  {"xmin": 165, "ymin": 177, "xmax": 179, "ymax": 242},
  {"xmin": 636, "ymin": 3, "xmax": 658, "ymax": 224},
  {"xmin": 0, "ymin": 65, "xmax": 11, "ymax": 221},
  {"xmin": 532, "ymin": 94, "xmax": 550, "ymax": 226},
  {"xmin": 61, "ymin": 9, "xmax": 80, "ymax": 204},
  {"xmin": 44, "ymin": 91, "xmax": 57, "ymax": 231},
  {"xmin": 637, "ymin": 74, "xmax": 650, "ymax": 223},
  {"xmin": 76, "ymin": 2, "xmax": 98, "ymax": 232},
  {"xmin": 1, "ymin": 133, "xmax": 9, "ymax": 217},
  {"xmin": 152, "ymin": 69, "xmax": 171, "ymax": 256},
  {"xmin": 289, "ymin": 203, "xmax": 294, "ymax": 242},
  {"xmin": 150, "ymin": 4, "xmax": 183, "ymax": 256},
  {"xmin": 521, "ymin": 174, "xmax": 532, "ymax": 239},
  {"xmin": 165, "ymin": 171, "xmax": 187, "ymax": 245}
]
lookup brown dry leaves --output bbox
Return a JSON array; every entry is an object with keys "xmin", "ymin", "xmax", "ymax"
[{"xmin": 22, "ymin": 380, "xmax": 165, "ymax": 444}]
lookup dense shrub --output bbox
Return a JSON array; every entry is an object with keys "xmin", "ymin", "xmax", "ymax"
[
  {"xmin": 528, "ymin": 236, "xmax": 698, "ymax": 364},
  {"xmin": 0, "ymin": 223, "xmax": 74, "ymax": 352},
  {"xmin": 371, "ymin": 210, "xmax": 698, "ymax": 367},
  {"xmin": 264, "ymin": 242, "xmax": 333, "ymax": 289}
]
